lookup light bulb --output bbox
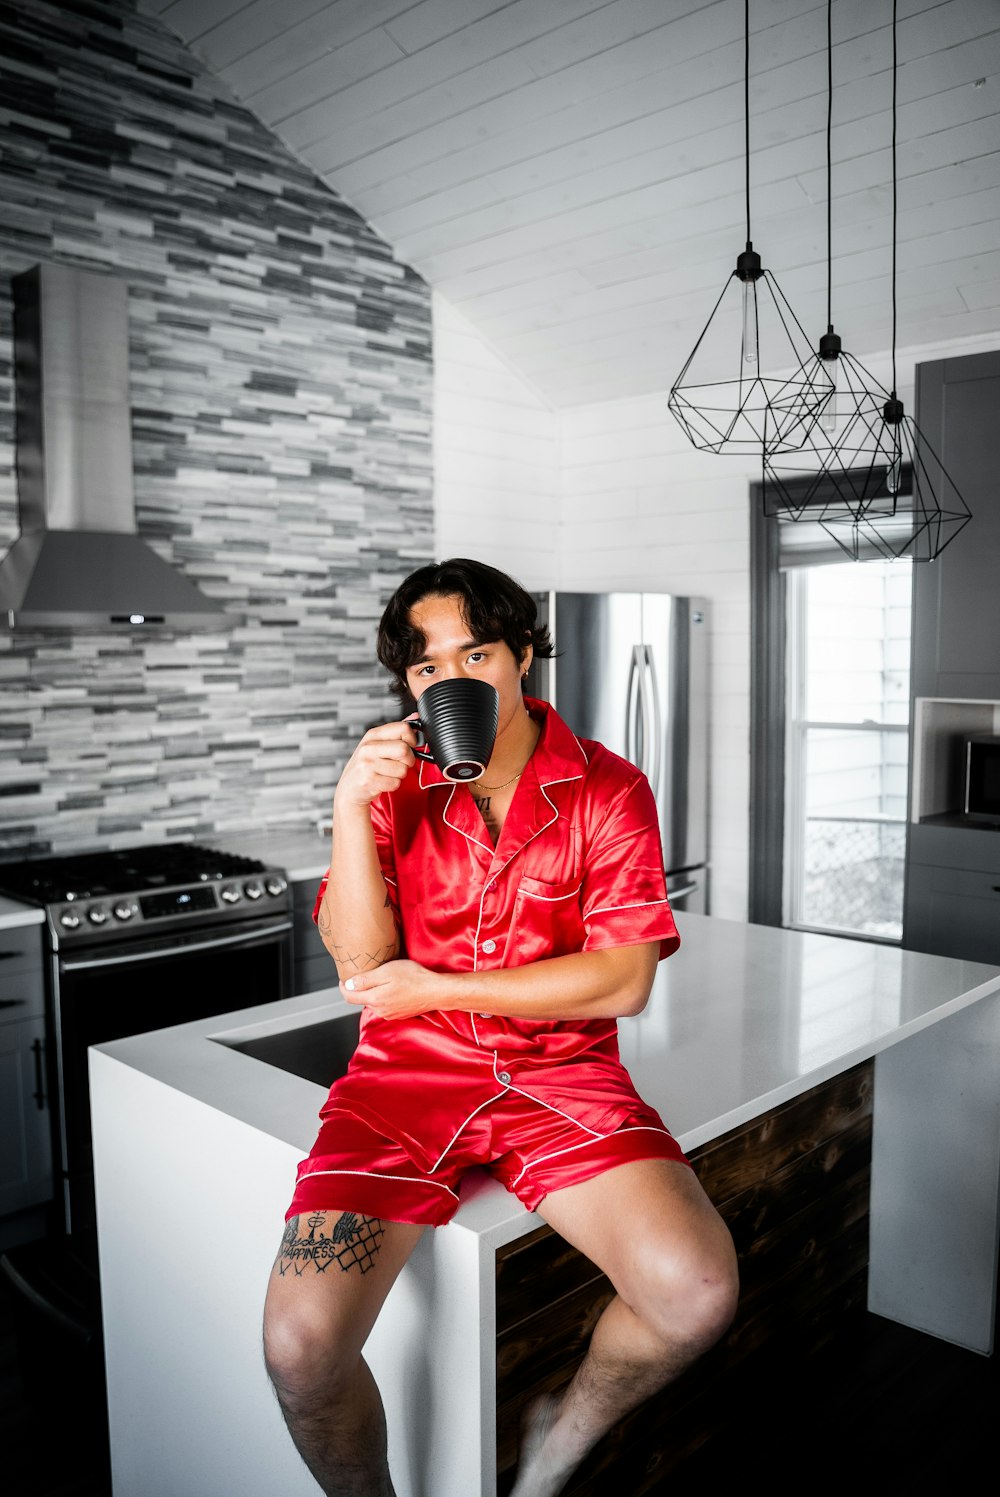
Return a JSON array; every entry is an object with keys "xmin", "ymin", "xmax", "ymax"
[
  {"xmin": 887, "ymin": 450, "xmax": 901, "ymax": 494},
  {"xmin": 742, "ymin": 279, "xmax": 758, "ymax": 367},
  {"xmin": 882, "ymin": 397, "xmax": 905, "ymax": 495},
  {"xmin": 820, "ymin": 358, "xmax": 839, "ymax": 433}
]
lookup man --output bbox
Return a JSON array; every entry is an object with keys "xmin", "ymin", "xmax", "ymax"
[{"xmin": 263, "ymin": 558, "xmax": 738, "ymax": 1497}]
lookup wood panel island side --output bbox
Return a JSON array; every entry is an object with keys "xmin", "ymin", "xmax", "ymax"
[{"xmin": 89, "ymin": 913, "xmax": 1000, "ymax": 1497}]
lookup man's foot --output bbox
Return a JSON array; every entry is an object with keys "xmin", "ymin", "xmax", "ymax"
[{"xmin": 508, "ymin": 1392, "xmax": 576, "ymax": 1497}]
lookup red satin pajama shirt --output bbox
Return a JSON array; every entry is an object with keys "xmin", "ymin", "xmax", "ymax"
[{"xmin": 287, "ymin": 699, "xmax": 689, "ymax": 1226}]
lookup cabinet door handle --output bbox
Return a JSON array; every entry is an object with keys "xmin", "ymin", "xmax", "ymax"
[{"xmin": 31, "ymin": 1036, "xmax": 46, "ymax": 1111}]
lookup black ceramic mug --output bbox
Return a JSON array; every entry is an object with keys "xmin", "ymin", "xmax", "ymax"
[{"xmin": 411, "ymin": 677, "xmax": 500, "ymax": 782}]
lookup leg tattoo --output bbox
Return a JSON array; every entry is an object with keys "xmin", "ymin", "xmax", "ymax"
[{"xmin": 276, "ymin": 1212, "xmax": 387, "ymax": 1277}]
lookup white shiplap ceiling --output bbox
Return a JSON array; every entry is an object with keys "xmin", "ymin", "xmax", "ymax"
[{"xmin": 139, "ymin": 0, "xmax": 1000, "ymax": 408}]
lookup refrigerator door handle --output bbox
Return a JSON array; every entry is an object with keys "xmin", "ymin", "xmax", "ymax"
[
  {"xmin": 667, "ymin": 880, "xmax": 699, "ymax": 901},
  {"xmin": 626, "ymin": 645, "xmax": 643, "ymax": 769},
  {"xmin": 641, "ymin": 644, "xmax": 662, "ymax": 797}
]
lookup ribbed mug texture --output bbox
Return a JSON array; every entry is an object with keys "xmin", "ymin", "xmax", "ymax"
[{"xmin": 414, "ymin": 678, "xmax": 499, "ymax": 781}]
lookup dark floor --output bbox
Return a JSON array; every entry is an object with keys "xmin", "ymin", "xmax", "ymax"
[
  {"xmin": 2, "ymin": 1264, "xmax": 997, "ymax": 1496},
  {"xmin": 676, "ymin": 1306, "xmax": 1000, "ymax": 1489}
]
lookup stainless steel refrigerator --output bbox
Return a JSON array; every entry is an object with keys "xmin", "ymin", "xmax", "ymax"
[{"xmin": 526, "ymin": 593, "xmax": 709, "ymax": 913}]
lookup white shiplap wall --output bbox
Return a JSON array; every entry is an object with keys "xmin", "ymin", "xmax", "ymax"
[
  {"xmin": 435, "ymin": 301, "xmax": 1000, "ymax": 921},
  {"xmin": 433, "ymin": 293, "xmax": 559, "ymax": 587},
  {"xmin": 558, "ymin": 394, "xmax": 754, "ymax": 920}
]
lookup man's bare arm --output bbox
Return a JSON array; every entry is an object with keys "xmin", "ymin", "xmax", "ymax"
[
  {"xmin": 316, "ymin": 720, "xmax": 419, "ymax": 981},
  {"xmin": 317, "ymin": 803, "xmax": 399, "ymax": 981},
  {"xmin": 341, "ymin": 942, "xmax": 661, "ymax": 1022}
]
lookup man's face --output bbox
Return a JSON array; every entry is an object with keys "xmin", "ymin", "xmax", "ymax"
[{"xmin": 403, "ymin": 593, "xmax": 532, "ymax": 741}]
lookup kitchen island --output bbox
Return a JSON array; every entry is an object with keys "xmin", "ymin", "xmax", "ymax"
[{"xmin": 90, "ymin": 913, "xmax": 1000, "ymax": 1497}]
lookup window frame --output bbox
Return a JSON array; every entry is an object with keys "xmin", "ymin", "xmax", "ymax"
[
  {"xmin": 748, "ymin": 471, "xmax": 915, "ymax": 936},
  {"xmin": 783, "ymin": 567, "xmax": 911, "ymax": 939}
]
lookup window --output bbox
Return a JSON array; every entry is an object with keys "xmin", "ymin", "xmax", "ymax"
[
  {"xmin": 784, "ymin": 561, "xmax": 911, "ymax": 940},
  {"xmin": 749, "ymin": 472, "xmax": 915, "ymax": 941}
]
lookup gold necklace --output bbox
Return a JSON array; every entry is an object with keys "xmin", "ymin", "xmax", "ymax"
[{"xmin": 472, "ymin": 770, "xmax": 523, "ymax": 792}]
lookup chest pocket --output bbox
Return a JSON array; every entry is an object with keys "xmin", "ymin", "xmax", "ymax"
[{"xmin": 509, "ymin": 875, "xmax": 586, "ymax": 967}]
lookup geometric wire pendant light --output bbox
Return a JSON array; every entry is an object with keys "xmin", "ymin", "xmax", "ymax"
[
  {"xmin": 817, "ymin": 0, "xmax": 972, "ymax": 561},
  {"xmin": 668, "ymin": 0, "xmax": 832, "ymax": 456},
  {"xmin": 762, "ymin": 0, "xmax": 900, "ymax": 521}
]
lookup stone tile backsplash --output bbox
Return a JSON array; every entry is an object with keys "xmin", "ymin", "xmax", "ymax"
[{"xmin": 0, "ymin": 0, "xmax": 433, "ymax": 857}]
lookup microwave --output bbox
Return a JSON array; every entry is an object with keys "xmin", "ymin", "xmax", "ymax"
[{"xmin": 964, "ymin": 734, "xmax": 1000, "ymax": 825}]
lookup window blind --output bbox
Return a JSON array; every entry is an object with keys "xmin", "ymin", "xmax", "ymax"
[{"xmin": 774, "ymin": 464, "xmax": 913, "ymax": 568}]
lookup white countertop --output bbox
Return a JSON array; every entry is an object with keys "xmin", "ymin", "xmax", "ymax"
[
  {"xmin": 93, "ymin": 912, "xmax": 1000, "ymax": 1241},
  {"xmin": 0, "ymin": 894, "xmax": 45, "ymax": 930},
  {"xmin": 207, "ymin": 825, "xmax": 329, "ymax": 883}
]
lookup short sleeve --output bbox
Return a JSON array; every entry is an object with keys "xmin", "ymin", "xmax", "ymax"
[
  {"xmin": 580, "ymin": 774, "xmax": 680, "ymax": 960},
  {"xmin": 311, "ymin": 792, "xmax": 400, "ymax": 927}
]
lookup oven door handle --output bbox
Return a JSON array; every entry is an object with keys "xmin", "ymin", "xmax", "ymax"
[{"xmin": 58, "ymin": 918, "xmax": 294, "ymax": 972}]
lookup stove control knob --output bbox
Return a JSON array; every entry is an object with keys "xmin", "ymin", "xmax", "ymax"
[
  {"xmin": 113, "ymin": 901, "xmax": 137, "ymax": 922},
  {"xmin": 87, "ymin": 905, "xmax": 109, "ymax": 926},
  {"xmin": 220, "ymin": 883, "xmax": 242, "ymax": 904},
  {"xmin": 243, "ymin": 880, "xmax": 264, "ymax": 900},
  {"xmin": 264, "ymin": 876, "xmax": 287, "ymax": 897},
  {"xmin": 59, "ymin": 909, "xmax": 81, "ymax": 931}
]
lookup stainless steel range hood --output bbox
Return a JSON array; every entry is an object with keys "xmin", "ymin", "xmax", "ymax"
[{"xmin": 0, "ymin": 263, "xmax": 235, "ymax": 631}]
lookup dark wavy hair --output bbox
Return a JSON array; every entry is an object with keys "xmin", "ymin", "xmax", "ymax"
[{"xmin": 377, "ymin": 557, "xmax": 555, "ymax": 707}]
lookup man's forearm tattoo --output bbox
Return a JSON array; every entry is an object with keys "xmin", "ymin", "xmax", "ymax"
[
  {"xmin": 330, "ymin": 940, "xmax": 397, "ymax": 973},
  {"xmin": 276, "ymin": 1212, "xmax": 386, "ymax": 1276},
  {"xmin": 316, "ymin": 891, "xmax": 398, "ymax": 972}
]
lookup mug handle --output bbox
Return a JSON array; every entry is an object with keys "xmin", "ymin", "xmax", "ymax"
[{"xmin": 407, "ymin": 714, "xmax": 433, "ymax": 759}]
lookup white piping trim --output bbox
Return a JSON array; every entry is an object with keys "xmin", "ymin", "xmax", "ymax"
[
  {"xmin": 583, "ymin": 897, "xmax": 671, "ymax": 919},
  {"xmin": 504, "ymin": 1081, "xmax": 605, "ymax": 1138},
  {"xmin": 417, "ymin": 758, "xmax": 451, "ymax": 789},
  {"xmin": 520, "ymin": 883, "xmax": 582, "ymax": 902},
  {"xmin": 299, "ymin": 1167, "xmax": 459, "ymax": 1200},
  {"xmin": 426, "ymin": 1088, "xmax": 508, "ymax": 1174},
  {"xmin": 510, "ymin": 1125, "xmax": 676, "ymax": 1189},
  {"xmin": 442, "ymin": 782, "xmax": 493, "ymax": 854}
]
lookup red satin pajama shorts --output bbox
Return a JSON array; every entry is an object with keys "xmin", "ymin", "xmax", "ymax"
[{"xmin": 287, "ymin": 1088, "xmax": 690, "ymax": 1227}]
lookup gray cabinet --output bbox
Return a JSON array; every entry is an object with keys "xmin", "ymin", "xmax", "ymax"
[
  {"xmin": 905, "ymin": 823, "xmax": 1000, "ymax": 965},
  {"xmin": 912, "ymin": 351, "xmax": 1000, "ymax": 698},
  {"xmin": 903, "ymin": 348, "xmax": 1000, "ymax": 962},
  {"xmin": 291, "ymin": 877, "xmax": 337, "ymax": 995},
  {"xmin": 0, "ymin": 923, "xmax": 53, "ymax": 1217}
]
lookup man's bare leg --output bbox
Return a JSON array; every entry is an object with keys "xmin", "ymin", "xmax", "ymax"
[
  {"xmin": 262, "ymin": 1210, "xmax": 425, "ymax": 1497},
  {"xmin": 509, "ymin": 1159, "xmax": 739, "ymax": 1497}
]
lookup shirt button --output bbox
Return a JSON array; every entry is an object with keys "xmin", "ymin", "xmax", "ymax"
[
  {"xmin": 498, "ymin": 1071, "xmax": 511, "ymax": 1085},
  {"xmin": 478, "ymin": 1012, "xmax": 492, "ymax": 1019},
  {"xmin": 481, "ymin": 938, "xmax": 497, "ymax": 953}
]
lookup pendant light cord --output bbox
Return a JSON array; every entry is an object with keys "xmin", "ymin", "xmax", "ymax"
[
  {"xmin": 826, "ymin": 0, "xmax": 832, "ymax": 329},
  {"xmin": 891, "ymin": 0, "xmax": 898, "ymax": 396},
  {"xmin": 745, "ymin": 0, "xmax": 751, "ymax": 242}
]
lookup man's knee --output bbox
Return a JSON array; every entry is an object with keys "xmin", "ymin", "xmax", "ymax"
[
  {"xmin": 682, "ymin": 1250, "xmax": 740, "ymax": 1348},
  {"xmin": 263, "ymin": 1290, "xmax": 353, "ymax": 1405},
  {"xmin": 639, "ymin": 1236, "xmax": 740, "ymax": 1353}
]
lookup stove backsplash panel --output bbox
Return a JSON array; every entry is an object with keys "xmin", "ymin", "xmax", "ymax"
[{"xmin": 0, "ymin": 0, "xmax": 433, "ymax": 857}]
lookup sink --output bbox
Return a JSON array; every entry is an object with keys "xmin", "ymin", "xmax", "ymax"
[{"xmin": 214, "ymin": 1011, "xmax": 361, "ymax": 1088}]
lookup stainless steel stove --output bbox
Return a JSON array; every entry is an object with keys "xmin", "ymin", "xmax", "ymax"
[
  {"xmin": 0, "ymin": 842, "xmax": 294, "ymax": 1237},
  {"xmin": 0, "ymin": 842, "xmax": 290, "ymax": 948}
]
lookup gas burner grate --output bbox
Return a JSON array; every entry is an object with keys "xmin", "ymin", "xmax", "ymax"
[{"xmin": 0, "ymin": 843, "xmax": 267, "ymax": 905}]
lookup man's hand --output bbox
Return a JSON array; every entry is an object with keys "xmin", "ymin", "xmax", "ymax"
[
  {"xmin": 335, "ymin": 720, "xmax": 422, "ymax": 811},
  {"xmin": 341, "ymin": 959, "xmax": 445, "ymax": 1021}
]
